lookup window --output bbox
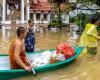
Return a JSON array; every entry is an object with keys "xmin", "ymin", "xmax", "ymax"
[
  {"xmin": 30, "ymin": 13, "xmax": 33, "ymax": 20},
  {"xmin": 36, "ymin": 13, "xmax": 41, "ymax": 21},
  {"xmin": 43, "ymin": 14, "xmax": 48, "ymax": 21}
]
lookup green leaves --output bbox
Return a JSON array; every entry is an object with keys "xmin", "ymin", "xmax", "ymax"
[
  {"xmin": 95, "ymin": 0, "xmax": 100, "ymax": 6},
  {"xmin": 96, "ymin": 26, "xmax": 100, "ymax": 33},
  {"xmin": 77, "ymin": 0, "xmax": 100, "ymax": 6},
  {"xmin": 49, "ymin": 19, "xmax": 63, "ymax": 28}
]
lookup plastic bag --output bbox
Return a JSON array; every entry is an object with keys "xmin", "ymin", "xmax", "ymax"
[{"xmin": 56, "ymin": 43, "xmax": 75, "ymax": 58}]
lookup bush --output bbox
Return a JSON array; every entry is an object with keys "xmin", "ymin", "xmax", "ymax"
[
  {"xmin": 69, "ymin": 13, "xmax": 90, "ymax": 31},
  {"xmin": 48, "ymin": 19, "xmax": 66, "ymax": 29}
]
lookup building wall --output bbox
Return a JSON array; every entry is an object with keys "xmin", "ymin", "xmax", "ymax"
[{"xmin": 30, "ymin": 12, "xmax": 50, "ymax": 24}]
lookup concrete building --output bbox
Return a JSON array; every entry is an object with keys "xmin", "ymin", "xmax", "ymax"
[
  {"xmin": 29, "ymin": 0, "xmax": 52, "ymax": 27},
  {"xmin": 0, "ymin": 0, "xmax": 30, "ymax": 24},
  {"xmin": 0, "ymin": 0, "xmax": 70, "ymax": 24},
  {"xmin": 0, "ymin": 0, "xmax": 52, "ymax": 24}
]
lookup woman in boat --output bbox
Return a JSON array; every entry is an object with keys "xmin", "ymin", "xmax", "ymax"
[
  {"xmin": 79, "ymin": 17, "xmax": 100, "ymax": 55},
  {"xmin": 9, "ymin": 27, "xmax": 31, "ymax": 71},
  {"xmin": 25, "ymin": 20, "xmax": 36, "ymax": 52}
]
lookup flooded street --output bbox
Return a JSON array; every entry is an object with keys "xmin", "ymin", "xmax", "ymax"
[{"xmin": 0, "ymin": 25, "xmax": 100, "ymax": 80}]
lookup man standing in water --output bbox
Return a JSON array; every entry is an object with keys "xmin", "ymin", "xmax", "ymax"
[
  {"xmin": 9, "ymin": 27, "xmax": 31, "ymax": 71},
  {"xmin": 25, "ymin": 20, "xmax": 36, "ymax": 52}
]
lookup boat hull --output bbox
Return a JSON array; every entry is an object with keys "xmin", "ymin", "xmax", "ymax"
[{"xmin": 0, "ymin": 47, "xmax": 83, "ymax": 80}]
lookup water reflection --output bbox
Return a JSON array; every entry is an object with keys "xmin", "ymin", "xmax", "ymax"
[
  {"xmin": 0, "ymin": 25, "xmax": 70, "ymax": 52},
  {"xmin": 0, "ymin": 25, "xmax": 100, "ymax": 80}
]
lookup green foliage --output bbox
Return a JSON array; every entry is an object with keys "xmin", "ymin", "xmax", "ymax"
[
  {"xmin": 69, "ymin": 17, "xmax": 76, "ymax": 23},
  {"xmin": 75, "ymin": 13, "xmax": 90, "ymax": 27},
  {"xmin": 77, "ymin": 0, "xmax": 95, "ymax": 4},
  {"xmin": 69, "ymin": 13, "xmax": 90, "ymax": 31},
  {"xmin": 92, "ymin": 12, "xmax": 100, "ymax": 18},
  {"xmin": 77, "ymin": 0, "xmax": 100, "ymax": 6},
  {"xmin": 96, "ymin": 26, "xmax": 100, "ymax": 33},
  {"xmin": 95, "ymin": 0, "xmax": 100, "ymax": 6},
  {"xmin": 95, "ymin": 12, "xmax": 100, "ymax": 33},
  {"xmin": 69, "ymin": 13, "xmax": 89, "ymax": 27},
  {"xmin": 69, "ymin": 12, "xmax": 100, "ymax": 31},
  {"xmin": 48, "ymin": 0, "xmax": 71, "ymax": 27},
  {"xmin": 48, "ymin": 0, "xmax": 63, "ymax": 26},
  {"xmin": 48, "ymin": 16, "xmax": 67, "ymax": 29},
  {"xmin": 49, "ymin": 19, "xmax": 63, "ymax": 27}
]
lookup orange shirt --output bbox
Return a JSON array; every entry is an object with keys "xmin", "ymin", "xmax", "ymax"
[{"xmin": 9, "ymin": 40, "xmax": 28, "ymax": 69}]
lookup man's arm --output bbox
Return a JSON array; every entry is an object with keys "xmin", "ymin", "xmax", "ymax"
[
  {"xmin": 14, "ymin": 42, "xmax": 31, "ymax": 71},
  {"xmin": 87, "ymin": 26, "xmax": 100, "ymax": 39},
  {"xmin": 87, "ymin": 33, "xmax": 98, "ymax": 39},
  {"xmin": 14, "ymin": 42, "xmax": 26, "ymax": 69}
]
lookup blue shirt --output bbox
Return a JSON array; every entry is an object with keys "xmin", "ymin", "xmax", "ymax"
[{"xmin": 25, "ymin": 28, "xmax": 35, "ymax": 52}]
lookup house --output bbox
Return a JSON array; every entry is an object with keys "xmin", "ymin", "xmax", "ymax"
[{"xmin": 29, "ymin": 0, "xmax": 52, "ymax": 26}]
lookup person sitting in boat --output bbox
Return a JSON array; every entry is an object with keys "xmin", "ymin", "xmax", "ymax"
[
  {"xmin": 9, "ymin": 27, "xmax": 31, "ymax": 71},
  {"xmin": 25, "ymin": 20, "xmax": 36, "ymax": 52},
  {"xmin": 79, "ymin": 17, "xmax": 100, "ymax": 55}
]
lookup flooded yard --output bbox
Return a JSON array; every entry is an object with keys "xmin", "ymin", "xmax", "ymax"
[{"xmin": 0, "ymin": 25, "xmax": 100, "ymax": 80}]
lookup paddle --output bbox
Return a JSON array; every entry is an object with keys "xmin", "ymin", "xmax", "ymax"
[
  {"xmin": 25, "ymin": 53, "xmax": 37, "ymax": 76},
  {"xmin": 25, "ymin": 53, "xmax": 41, "ymax": 80}
]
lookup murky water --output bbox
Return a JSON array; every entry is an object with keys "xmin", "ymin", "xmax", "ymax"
[{"xmin": 0, "ymin": 25, "xmax": 100, "ymax": 80}]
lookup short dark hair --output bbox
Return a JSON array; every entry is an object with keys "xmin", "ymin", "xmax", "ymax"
[
  {"xmin": 90, "ymin": 17, "xmax": 99, "ymax": 24},
  {"xmin": 28, "ymin": 20, "xmax": 32, "ymax": 24},
  {"xmin": 17, "ymin": 27, "xmax": 25, "ymax": 37}
]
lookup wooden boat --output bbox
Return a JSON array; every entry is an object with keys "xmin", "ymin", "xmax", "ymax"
[{"xmin": 0, "ymin": 47, "xmax": 83, "ymax": 80}]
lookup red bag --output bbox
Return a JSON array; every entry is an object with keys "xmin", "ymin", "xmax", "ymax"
[{"xmin": 56, "ymin": 43, "xmax": 75, "ymax": 58}]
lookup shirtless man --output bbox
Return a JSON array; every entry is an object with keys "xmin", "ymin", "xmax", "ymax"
[{"xmin": 9, "ymin": 27, "xmax": 31, "ymax": 71}]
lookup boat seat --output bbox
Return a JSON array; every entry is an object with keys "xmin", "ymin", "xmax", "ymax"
[{"xmin": 0, "ymin": 56, "xmax": 10, "ymax": 70}]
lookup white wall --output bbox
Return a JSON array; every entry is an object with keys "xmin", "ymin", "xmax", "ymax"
[
  {"xmin": 61, "ymin": 13, "xmax": 69, "ymax": 24},
  {"xmin": 33, "ymin": 13, "xmax": 50, "ymax": 24}
]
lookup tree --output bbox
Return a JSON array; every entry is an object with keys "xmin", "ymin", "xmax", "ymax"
[
  {"xmin": 95, "ymin": 0, "xmax": 100, "ymax": 6},
  {"xmin": 49, "ymin": 0, "xmax": 65, "ymax": 22},
  {"xmin": 48, "ymin": 0, "xmax": 71, "ymax": 23},
  {"xmin": 77, "ymin": 0, "xmax": 100, "ymax": 6}
]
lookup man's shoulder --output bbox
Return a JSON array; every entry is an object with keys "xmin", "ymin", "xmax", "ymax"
[
  {"xmin": 29, "ymin": 28, "xmax": 33, "ymax": 31},
  {"xmin": 86, "ymin": 23, "xmax": 96, "ymax": 26},
  {"xmin": 15, "ymin": 39, "xmax": 23, "ymax": 46},
  {"xmin": 86, "ymin": 23, "xmax": 92, "ymax": 26}
]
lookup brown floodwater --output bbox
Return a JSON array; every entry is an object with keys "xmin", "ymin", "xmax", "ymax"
[{"xmin": 0, "ymin": 25, "xmax": 100, "ymax": 80}]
